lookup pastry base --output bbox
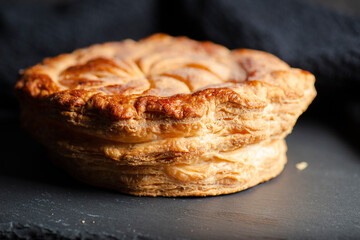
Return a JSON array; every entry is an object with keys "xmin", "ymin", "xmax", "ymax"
[{"xmin": 50, "ymin": 139, "xmax": 287, "ymax": 197}]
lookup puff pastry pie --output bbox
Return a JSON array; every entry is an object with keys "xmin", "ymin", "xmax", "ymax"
[{"xmin": 15, "ymin": 34, "xmax": 316, "ymax": 196}]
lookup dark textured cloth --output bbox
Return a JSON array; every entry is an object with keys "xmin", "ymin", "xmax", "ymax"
[{"xmin": 1, "ymin": 0, "xmax": 359, "ymax": 126}]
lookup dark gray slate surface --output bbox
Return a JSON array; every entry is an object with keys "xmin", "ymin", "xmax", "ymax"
[{"xmin": 0, "ymin": 120, "xmax": 360, "ymax": 239}]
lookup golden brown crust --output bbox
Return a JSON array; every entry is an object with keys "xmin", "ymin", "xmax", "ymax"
[{"xmin": 15, "ymin": 34, "xmax": 316, "ymax": 196}]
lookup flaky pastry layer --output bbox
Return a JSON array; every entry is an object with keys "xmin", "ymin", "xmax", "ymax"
[{"xmin": 51, "ymin": 138, "xmax": 287, "ymax": 197}]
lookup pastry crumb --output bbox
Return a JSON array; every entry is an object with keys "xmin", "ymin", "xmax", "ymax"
[{"xmin": 296, "ymin": 162, "xmax": 308, "ymax": 171}]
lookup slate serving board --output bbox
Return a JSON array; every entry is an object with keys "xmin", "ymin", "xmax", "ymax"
[{"xmin": 1, "ymin": 119, "xmax": 360, "ymax": 239}]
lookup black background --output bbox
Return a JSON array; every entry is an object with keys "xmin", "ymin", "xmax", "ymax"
[{"xmin": 1, "ymin": 0, "xmax": 360, "ymax": 239}]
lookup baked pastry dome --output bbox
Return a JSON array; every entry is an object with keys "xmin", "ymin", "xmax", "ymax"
[{"xmin": 15, "ymin": 34, "xmax": 316, "ymax": 196}]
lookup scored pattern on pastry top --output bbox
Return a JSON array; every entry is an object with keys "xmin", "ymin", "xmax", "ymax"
[
  {"xmin": 58, "ymin": 37, "xmax": 242, "ymax": 96},
  {"xmin": 49, "ymin": 34, "xmax": 287, "ymax": 96}
]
